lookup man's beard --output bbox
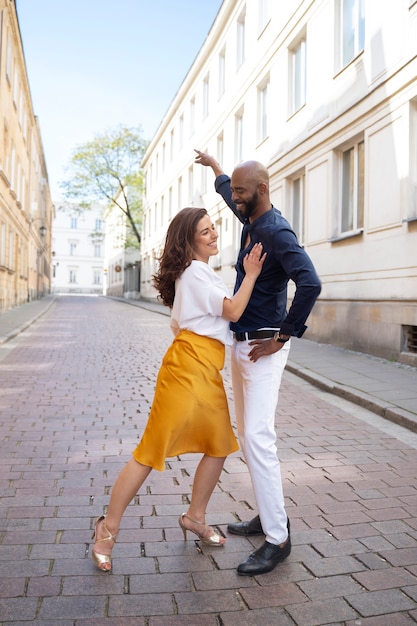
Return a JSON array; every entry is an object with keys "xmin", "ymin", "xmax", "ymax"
[{"xmin": 237, "ymin": 191, "xmax": 258, "ymax": 219}]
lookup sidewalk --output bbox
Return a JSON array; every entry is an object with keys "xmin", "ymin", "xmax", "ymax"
[{"xmin": 1, "ymin": 294, "xmax": 416, "ymax": 433}]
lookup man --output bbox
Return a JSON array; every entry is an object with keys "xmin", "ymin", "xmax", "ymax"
[{"xmin": 194, "ymin": 150, "xmax": 321, "ymax": 576}]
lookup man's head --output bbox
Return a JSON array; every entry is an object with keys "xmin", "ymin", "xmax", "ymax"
[{"xmin": 230, "ymin": 161, "xmax": 270, "ymax": 221}]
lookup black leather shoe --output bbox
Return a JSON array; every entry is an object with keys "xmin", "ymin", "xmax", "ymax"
[
  {"xmin": 227, "ymin": 514, "xmax": 263, "ymax": 536},
  {"xmin": 237, "ymin": 536, "xmax": 291, "ymax": 576},
  {"xmin": 228, "ymin": 515, "xmax": 290, "ymax": 537}
]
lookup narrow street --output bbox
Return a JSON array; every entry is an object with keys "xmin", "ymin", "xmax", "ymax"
[{"xmin": 0, "ymin": 295, "xmax": 417, "ymax": 625}]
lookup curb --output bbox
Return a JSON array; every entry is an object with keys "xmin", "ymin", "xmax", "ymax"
[
  {"xmin": 285, "ymin": 363, "xmax": 417, "ymax": 434},
  {"xmin": 0, "ymin": 296, "xmax": 57, "ymax": 347}
]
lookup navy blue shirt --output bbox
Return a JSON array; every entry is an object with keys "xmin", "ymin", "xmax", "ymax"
[{"xmin": 215, "ymin": 174, "xmax": 321, "ymax": 337}]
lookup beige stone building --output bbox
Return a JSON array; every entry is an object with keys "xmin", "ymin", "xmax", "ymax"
[
  {"xmin": 0, "ymin": 0, "xmax": 54, "ymax": 313},
  {"xmin": 141, "ymin": 0, "xmax": 417, "ymax": 365}
]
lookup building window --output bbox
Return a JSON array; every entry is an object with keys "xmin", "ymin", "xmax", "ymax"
[
  {"xmin": 200, "ymin": 149, "xmax": 208, "ymax": 195},
  {"xmin": 143, "ymin": 213, "xmax": 147, "ymax": 239},
  {"xmin": 94, "ymin": 244, "xmax": 101, "ymax": 257},
  {"xmin": 13, "ymin": 67, "xmax": 19, "ymax": 107},
  {"xmin": 162, "ymin": 142, "xmax": 166, "ymax": 171},
  {"xmin": 161, "ymin": 195, "xmax": 165, "ymax": 227},
  {"xmin": 218, "ymin": 48, "xmax": 226, "ymax": 98},
  {"xmin": 235, "ymin": 108, "xmax": 244, "ymax": 163},
  {"xmin": 403, "ymin": 326, "xmax": 417, "ymax": 354},
  {"xmin": 93, "ymin": 270, "xmax": 102, "ymax": 285},
  {"xmin": 170, "ymin": 129, "xmax": 174, "ymax": 162},
  {"xmin": 340, "ymin": 139, "xmax": 364, "ymax": 234},
  {"xmin": 70, "ymin": 242, "xmax": 77, "ymax": 256},
  {"xmin": 69, "ymin": 270, "xmax": 77, "ymax": 284},
  {"xmin": 289, "ymin": 33, "xmax": 306, "ymax": 115},
  {"xmin": 10, "ymin": 142, "xmax": 15, "ymax": 190},
  {"xmin": 70, "ymin": 217, "xmax": 77, "ymax": 229},
  {"xmin": 0, "ymin": 223, "xmax": 6, "ymax": 266},
  {"xmin": 339, "ymin": 0, "xmax": 365, "ymax": 68},
  {"xmin": 188, "ymin": 166, "xmax": 194, "ymax": 204},
  {"xmin": 257, "ymin": 78, "xmax": 269, "ymax": 143},
  {"xmin": 237, "ymin": 9, "xmax": 246, "ymax": 69},
  {"xmin": 168, "ymin": 186, "xmax": 173, "ymax": 220},
  {"xmin": 179, "ymin": 114, "xmax": 184, "ymax": 149},
  {"xmin": 217, "ymin": 133, "xmax": 224, "ymax": 168},
  {"xmin": 8, "ymin": 231, "xmax": 14, "ymax": 268},
  {"xmin": 189, "ymin": 98, "xmax": 195, "ymax": 137},
  {"xmin": 95, "ymin": 219, "xmax": 103, "ymax": 230},
  {"xmin": 213, "ymin": 219, "xmax": 222, "ymax": 268},
  {"xmin": 203, "ymin": 74, "xmax": 210, "ymax": 118},
  {"xmin": 6, "ymin": 36, "xmax": 12, "ymax": 82},
  {"xmin": 289, "ymin": 175, "xmax": 305, "ymax": 244},
  {"xmin": 178, "ymin": 176, "xmax": 182, "ymax": 211},
  {"xmin": 147, "ymin": 209, "xmax": 151, "ymax": 237},
  {"xmin": 258, "ymin": 0, "xmax": 270, "ymax": 34}
]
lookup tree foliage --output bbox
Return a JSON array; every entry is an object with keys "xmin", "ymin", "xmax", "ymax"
[{"xmin": 61, "ymin": 126, "xmax": 149, "ymax": 245}]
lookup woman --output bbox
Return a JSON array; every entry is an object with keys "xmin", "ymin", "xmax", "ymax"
[{"xmin": 91, "ymin": 207, "xmax": 265, "ymax": 571}]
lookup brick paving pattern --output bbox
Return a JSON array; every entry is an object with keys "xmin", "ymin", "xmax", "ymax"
[{"xmin": 0, "ymin": 295, "xmax": 417, "ymax": 625}]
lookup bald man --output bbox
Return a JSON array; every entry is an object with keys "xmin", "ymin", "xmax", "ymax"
[{"xmin": 195, "ymin": 150, "xmax": 321, "ymax": 576}]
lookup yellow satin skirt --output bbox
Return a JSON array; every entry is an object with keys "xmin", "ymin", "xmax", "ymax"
[{"xmin": 133, "ymin": 329, "xmax": 239, "ymax": 471}]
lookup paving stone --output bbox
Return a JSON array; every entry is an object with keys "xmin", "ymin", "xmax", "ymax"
[
  {"xmin": 109, "ymin": 593, "xmax": 174, "ymax": 617},
  {"xmin": 0, "ymin": 597, "xmax": 38, "ymax": 622},
  {"xmin": 75, "ymin": 616, "xmax": 145, "ymax": 626},
  {"xmin": 345, "ymin": 616, "xmax": 417, "ymax": 626},
  {"xmin": 175, "ymin": 589, "xmax": 242, "ymax": 614},
  {"xmin": 298, "ymin": 574, "xmax": 363, "ymax": 600},
  {"xmin": 239, "ymin": 582, "xmax": 307, "ymax": 608},
  {"xmin": 346, "ymin": 588, "xmax": 417, "ymax": 616},
  {"xmin": 380, "ymin": 548, "xmax": 417, "ymax": 567},
  {"xmin": 0, "ymin": 578, "xmax": 26, "ymax": 598},
  {"xmin": 150, "ymin": 617, "xmax": 217, "ymax": 626},
  {"xmin": 220, "ymin": 607, "xmax": 295, "ymax": 625},
  {"xmin": 286, "ymin": 597, "xmax": 358, "ymax": 625},
  {"xmin": 352, "ymin": 567, "xmax": 417, "ymax": 591}
]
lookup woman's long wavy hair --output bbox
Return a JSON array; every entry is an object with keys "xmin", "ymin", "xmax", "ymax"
[{"xmin": 153, "ymin": 207, "xmax": 208, "ymax": 307}]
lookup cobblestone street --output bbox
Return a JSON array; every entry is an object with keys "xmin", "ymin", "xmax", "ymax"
[{"xmin": 1, "ymin": 295, "xmax": 417, "ymax": 625}]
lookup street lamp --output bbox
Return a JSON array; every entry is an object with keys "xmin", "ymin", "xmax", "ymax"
[{"xmin": 36, "ymin": 224, "xmax": 47, "ymax": 299}]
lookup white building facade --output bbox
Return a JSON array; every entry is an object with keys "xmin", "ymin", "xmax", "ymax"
[
  {"xmin": 52, "ymin": 204, "xmax": 105, "ymax": 294},
  {"xmin": 141, "ymin": 0, "xmax": 417, "ymax": 365}
]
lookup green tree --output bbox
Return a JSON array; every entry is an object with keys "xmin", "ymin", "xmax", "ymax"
[{"xmin": 61, "ymin": 125, "xmax": 149, "ymax": 245}]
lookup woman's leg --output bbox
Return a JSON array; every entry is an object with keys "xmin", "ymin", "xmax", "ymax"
[
  {"xmin": 93, "ymin": 457, "xmax": 152, "ymax": 558},
  {"xmin": 182, "ymin": 454, "xmax": 225, "ymax": 540}
]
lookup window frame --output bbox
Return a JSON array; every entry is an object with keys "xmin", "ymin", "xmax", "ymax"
[
  {"xmin": 337, "ymin": 0, "xmax": 365, "ymax": 70},
  {"xmin": 257, "ymin": 78, "xmax": 270, "ymax": 144},
  {"xmin": 236, "ymin": 9, "xmax": 246, "ymax": 69},
  {"xmin": 331, "ymin": 137, "xmax": 365, "ymax": 241},
  {"xmin": 289, "ymin": 32, "xmax": 306, "ymax": 116}
]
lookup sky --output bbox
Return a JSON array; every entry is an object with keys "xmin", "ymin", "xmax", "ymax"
[{"xmin": 16, "ymin": 0, "xmax": 223, "ymax": 200}]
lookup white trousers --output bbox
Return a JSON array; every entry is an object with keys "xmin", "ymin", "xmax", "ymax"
[{"xmin": 231, "ymin": 338, "xmax": 291, "ymax": 545}]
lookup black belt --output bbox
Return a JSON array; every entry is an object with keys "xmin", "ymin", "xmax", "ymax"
[{"xmin": 234, "ymin": 330, "xmax": 276, "ymax": 341}]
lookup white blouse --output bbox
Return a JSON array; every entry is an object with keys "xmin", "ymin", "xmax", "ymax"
[{"xmin": 170, "ymin": 260, "xmax": 232, "ymax": 346}]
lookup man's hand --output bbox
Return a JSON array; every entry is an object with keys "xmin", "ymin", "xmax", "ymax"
[
  {"xmin": 248, "ymin": 338, "xmax": 286, "ymax": 362},
  {"xmin": 194, "ymin": 149, "xmax": 224, "ymax": 177}
]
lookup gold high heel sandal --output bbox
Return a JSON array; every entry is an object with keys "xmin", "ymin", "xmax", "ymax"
[
  {"xmin": 179, "ymin": 512, "xmax": 225, "ymax": 547},
  {"xmin": 91, "ymin": 515, "xmax": 117, "ymax": 571}
]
